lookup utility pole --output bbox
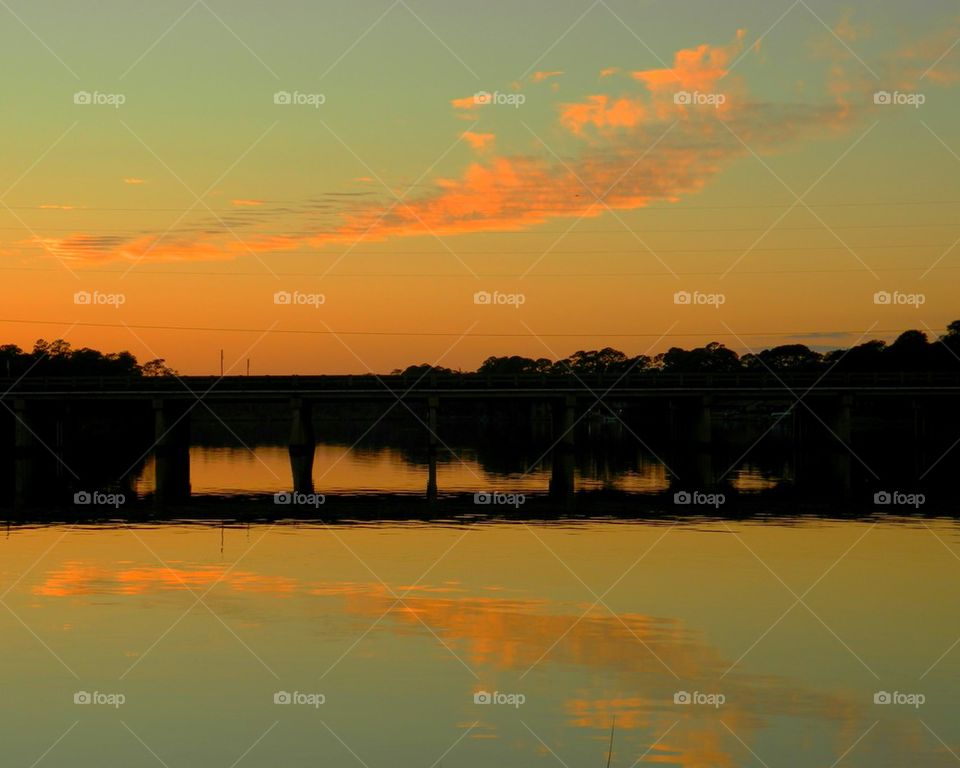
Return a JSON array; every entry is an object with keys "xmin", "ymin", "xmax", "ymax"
[{"xmin": 220, "ymin": 349, "xmax": 224, "ymax": 376}]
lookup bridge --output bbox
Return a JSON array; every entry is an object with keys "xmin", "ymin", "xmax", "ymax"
[
  {"xmin": 3, "ymin": 371, "xmax": 959, "ymax": 399},
  {"xmin": 2, "ymin": 371, "xmax": 958, "ymax": 508}
]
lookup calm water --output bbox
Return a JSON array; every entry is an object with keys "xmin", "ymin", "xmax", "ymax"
[
  {"xmin": 1, "ymin": 517, "xmax": 958, "ymax": 766},
  {"xmin": 131, "ymin": 443, "xmax": 772, "ymax": 496}
]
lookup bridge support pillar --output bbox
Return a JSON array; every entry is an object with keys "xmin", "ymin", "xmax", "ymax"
[
  {"xmin": 530, "ymin": 402, "xmax": 551, "ymax": 439},
  {"xmin": 14, "ymin": 399, "xmax": 37, "ymax": 508},
  {"xmin": 695, "ymin": 396, "xmax": 713, "ymax": 446},
  {"xmin": 427, "ymin": 397, "xmax": 439, "ymax": 503},
  {"xmin": 829, "ymin": 395, "xmax": 854, "ymax": 494},
  {"xmin": 913, "ymin": 399, "xmax": 927, "ymax": 480},
  {"xmin": 833, "ymin": 395, "xmax": 854, "ymax": 444},
  {"xmin": 153, "ymin": 399, "xmax": 191, "ymax": 505},
  {"xmin": 549, "ymin": 396, "xmax": 576, "ymax": 501},
  {"xmin": 289, "ymin": 398, "xmax": 315, "ymax": 496}
]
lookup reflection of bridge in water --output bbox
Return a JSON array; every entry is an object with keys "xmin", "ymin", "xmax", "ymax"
[{"xmin": 4, "ymin": 371, "xmax": 959, "ymax": 507}]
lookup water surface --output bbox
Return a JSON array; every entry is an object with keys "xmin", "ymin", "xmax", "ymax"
[{"xmin": 1, "ymin": 517, "xmax": 957, "ymax": 766}]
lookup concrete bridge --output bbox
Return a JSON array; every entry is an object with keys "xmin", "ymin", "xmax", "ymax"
[{"xmin": 3, "ymin": 371, "xmax": 958, "ymax": 506}]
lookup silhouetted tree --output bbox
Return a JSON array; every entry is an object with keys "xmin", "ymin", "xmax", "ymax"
[
  {"xmin": 557, "ymin": 347, "xmax": 639, "ymax": 374},
  {"xmin": 742, "ymin": 344, "xmax": 822, "ymax": 371},
  {"xmin": 884, "ymin": 330, "xmax": 931, "ymax": 370},
  {"xmin": 393, "ymin": 364, "xmax": 454, "ymax": 377},
  {"xmin": 141, "ymin": 359, "xmax": 178, "ymax": 377},
  {"xmin": 478, "ymin": 355, "xmax": 553, "ymax": 374},
  {"xmin": 824, "ymin": 339, "xmax": 886, "ymax": 371},
  {"xmin": 656, "ymin": 342, "xmax": 740, "ymax": 372}
]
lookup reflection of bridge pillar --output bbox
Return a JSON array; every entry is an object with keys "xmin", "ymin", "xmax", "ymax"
[
  {"xmin": 427, "ymin": 396, "xmax": 439, "ymax": 503},
  {"xmin": 14, "ymin": 399, "xmax": 37, "ymax": 507},
  {"xmin": 289, "ymin": 398, "xmax": 315, "ymax": 496},
  {"xmin": 693, "ymin": 451, "xmax": 714, "ymax": 489},
  {"xmin": 549, "ymin": 396, "xmax": 576, "ymax": 500},
  {"xmin": 153, "ymin": 399, "xmax": 191, "ymax": 505}
]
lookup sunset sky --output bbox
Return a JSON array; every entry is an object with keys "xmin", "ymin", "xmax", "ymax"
[{"xmin": 1, "ymin": 0, "xmax": 959, "ymax": 374}]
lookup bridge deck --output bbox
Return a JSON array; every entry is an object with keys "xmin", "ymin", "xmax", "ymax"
[{"xmin": 1, "ymin": 372, "xmax": 959, "ymax": 400}]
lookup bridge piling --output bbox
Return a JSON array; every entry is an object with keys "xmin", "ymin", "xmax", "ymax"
[
  {"xmin": 426, "ymin": 397, "xmax": 439, "ymax": 502},
  {"xmin": 549, "ymin": 396, "xmax": 576, "ymax": 501},
  {"xmin": 289, "ymin": 398, "xmax": 315, "ymax": 496},
  {"xmin": 834, "ymin": 395, "xmax": 854, "ymax": 444},
  {"xmin": 13, "ymin": 399, "xmax": 37, "ymax": 507},
  {"xmin": 913, "ymin": 399, "xmax": 927, "ymax": 479},
  {"xmin": 153, "ymin": 399, "xmax": 191, "ymax": 505},
  {"xmin": 695, "ymin": 396, "xmax": 713, "ymax": 446}
]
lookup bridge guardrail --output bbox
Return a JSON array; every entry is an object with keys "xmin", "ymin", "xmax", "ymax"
[{"xmin": 1, "ymin": 371, "xmax": 959, "ymax": 394}]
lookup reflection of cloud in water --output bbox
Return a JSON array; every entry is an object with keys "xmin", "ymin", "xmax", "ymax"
[
  {"xmin": 33, "ymin": 562, "xmax": 881, "ymax": 766},
  {"xmin": 33, "ymin": 561, "xmax": 297, "ymax": 597}
]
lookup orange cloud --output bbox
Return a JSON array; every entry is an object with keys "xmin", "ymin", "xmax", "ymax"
[
  {"xmin": 560, "ymin": 94, "xmax": 646, "ymax": 136},
  {"xmin": 632, "ymin": 31, "xmax": 746, "ymax": 94},
  {"xmin": 461, "ymin": 131, "xmax": 495, "ymax": 150},
  {"xmin": 451, "ymin": 94, "xmax": 479, "ymax": 110},
  {"xmin": 834, "ymin": 9, "xmax": 870, "ymax": 43},
  {"xmin": 892, "ymin": 21, "xmax": 960, "ymax": 85},
  {"xmin": 30, "ymin": 33, "xmax": 865, "ymax": 266},
  {"xmin": 123, "ymin": 177, "xmax": 145, "ymax": 185},
  {"xmin": 232, "ymin": 199, "xmax": 263, "ymax": 207},
  {"xmin": 532, "ymin": 70, "xmax": 564, "ymax": 83},
  {"xmin": 562, "ymin": 37, "xmax": 748, "ymax": 137}
]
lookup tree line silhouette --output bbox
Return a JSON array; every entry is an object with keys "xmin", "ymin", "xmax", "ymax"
[
  {"xmin": 398, "ymin": 322, "xmax": 960, "ymax": 376},
  {"xmin": 0, "ymin": 339, "xmax": 176, "ymax": 378},
  {"xmin": 1, "ymin": 323, "xmax": 958, "ymax": 378}
]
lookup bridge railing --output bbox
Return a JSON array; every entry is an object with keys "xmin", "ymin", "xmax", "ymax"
[{"xmin": 1, "ymin": 370, "xmax": 959, "ymax": 394}]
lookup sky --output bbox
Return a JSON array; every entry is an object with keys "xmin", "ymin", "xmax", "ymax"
[{"xmin": 1, "ymin": 0, "xmax": 959, "ymax": 374}]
